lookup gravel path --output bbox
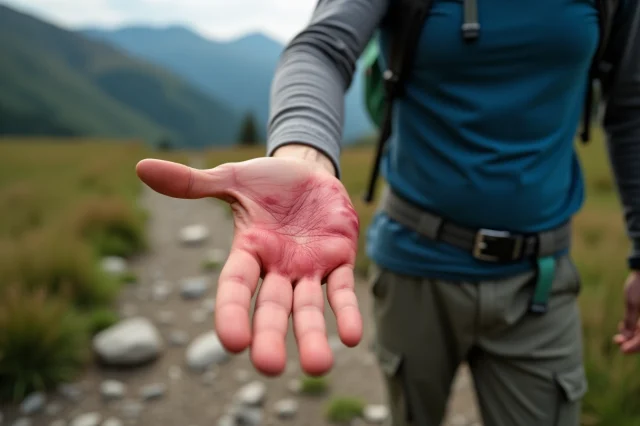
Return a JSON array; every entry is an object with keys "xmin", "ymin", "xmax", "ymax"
[{"xmin": 1, "ymin": 165, "xmax": 481, "ymax": 426}]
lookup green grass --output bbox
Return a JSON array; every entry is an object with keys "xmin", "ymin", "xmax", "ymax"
[
  {"xmin": 205, "ymin": 129, "xmax": 640, "ymax": 425},
  {"xmin": 325, "ymin": 396, "xmax": 365, "ymax": 423},
  {"xmin": 0, "ymin": 138, "xmax": 186, "ymax": 401},
  {"xmin": 300, "ymin": 375, "xmax": 329, "ymax": 395}
]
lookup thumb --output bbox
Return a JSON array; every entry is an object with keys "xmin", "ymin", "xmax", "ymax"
[{"xmin": 136, "ymin": 159, "xmax": 233, "ymax": 199}]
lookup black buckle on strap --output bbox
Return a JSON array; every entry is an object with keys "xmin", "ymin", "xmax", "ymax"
[{"xmin": 472, "ymin": 229, "xmax": 525, "ymax": 262}]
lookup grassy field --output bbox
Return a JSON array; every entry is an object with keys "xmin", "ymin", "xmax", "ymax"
[
  {"xmin": 0, "ymin": 138, "xmax": 185, "ymax": 401},
  {"xmin": 205, "ymin": 132, "xmax": 640, "ymax": 426}
]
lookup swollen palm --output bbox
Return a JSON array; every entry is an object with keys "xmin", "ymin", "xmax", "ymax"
[{"xmin": 136, "ymin": 157, "xmax": 362, "ymax": 376}]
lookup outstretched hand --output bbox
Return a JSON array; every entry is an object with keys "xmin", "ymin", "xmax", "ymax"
[
  {"xmin": 614, "ymin": 271, "xmax": 640, "ymax": 354},
  {"xmin": 136, "ymin": 156, "xmax": 362, "ymax": 376}
]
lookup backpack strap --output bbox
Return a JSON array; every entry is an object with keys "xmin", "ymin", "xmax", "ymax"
[
  {"xmin": 580, "ymin": 0, "xmax": 619, "ymax": 142},
  {"xmin": 363, "ymin": 0, "xmax": 437, "ymax": 203}
]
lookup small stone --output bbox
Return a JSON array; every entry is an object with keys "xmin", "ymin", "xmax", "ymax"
[
  {"xmin": 169, "ymin": 330, "xmax": 189, "ymax": 346},
  {"xmin": 168, "ymin": 365, "xmax": 183, "ymax": 380},
  {"xmin": 45, "ymin": 402, "xmax": 63, "ymax": 416},
  {"xmin": 191, "ymin": 309, "xmax": 207, "ymax": 324},
  {"xmin": 179, "ymin": 224, "xmax": 210, "ymax": 245},
  {"xmin": 120, "ymin": 400, "xmax": 143, "ymax": 419},
  {"xmin": 101, "ymin": 418, "xmax": 123, "ymax": 426},
  {"xmin": 217, "ymin": 415, "xmax": 235, "ymax": 426},
  {"xmin": 101, "ymin": 256, "xmax": 127, "ymax": 275},
  {"xmin": 235, "ymin": 369, "xmax": 250, "ymax": 383},
  {"xmin": 363, "ymin": 405, "xmax": 389, "ymax": 424},
  {"xmin": 151, "ymin": 281, "xmax": 173, "ymax": 302},
  {"xmin": 49, "ymin": 420, "xmax": 66, "ymax": 426},
  {"xmin": 274, "ymin": 399, "xmax": 298, "ymax": 419},
  {"xmin": 202, "ymin": 298, "xmax": 216, "ymax": 314},
  {"xmin": 70, "ymin": 412, "xmax": 101, "ymax": 426},
  {"xmin": 140, "ymin": 383, "xmax": 166, "ymax": 401},
  {"xmin": 20, "ymin": 392, "xmax": 46, "ymax": 415},
  {"xmin": 12, "ymin": 419, "xmax": 32, "ymax": 426},
  {"xmin": 287, "ymin": 379, "xmax": 302, "ymax": 394},
  {"xmin": 186, "ymin": 331, "xmax": 230, "ymax": 371},
  {"xmin": 157, "ymin": 311, "xmax": 175, "ymax": 326},
  {"xmin": 235, "ymin": 407, "xmax": 262, "ymax": 426},
  {"xmin": 93, "ymin": 317, "xmax": 163, "ymax": 366},
  {"xmin": 235, "ymin": 381, "xmax": 267, "ymax": 407},
  {"xmin": 101, "ymin": 380, "xmax": 126, "ymax": 400},
  {"xmin": 181, "ymin": 276, "xmax": 209, "ymax": 300},
  {"xmin": 58, "ymin": 383, "xmax": 82, "ymax": 402},
  {"xmin": 201, "ymin": 370, "xmax": 217, "ymax": 386}
]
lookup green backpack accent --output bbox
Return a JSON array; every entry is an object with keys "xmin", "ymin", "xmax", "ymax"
[{"xmin": 362, "ymin": 33, "xmax": 385, "ymax": 128}]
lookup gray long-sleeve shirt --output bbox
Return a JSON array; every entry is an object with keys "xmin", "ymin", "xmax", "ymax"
[{"xmin": 266, "ymin": 0, "xmax": 640, "ymax": 268}]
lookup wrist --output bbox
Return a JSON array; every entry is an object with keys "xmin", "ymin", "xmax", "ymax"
[{"xmin": 272, "ymin": 144, "xmax": 337, "ymax": 177}]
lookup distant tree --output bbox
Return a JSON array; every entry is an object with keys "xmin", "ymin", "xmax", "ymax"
[
  {"xmin": 156, "ymin": 136, "xmax": 174, "ymax": 152},
  {"xmin": 237, "ymin": 113, "xmax": 260, "ymax": 146}
]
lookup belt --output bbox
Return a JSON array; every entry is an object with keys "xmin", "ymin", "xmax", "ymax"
[{"xmin": 380, "ymin": 187, "xmax": 571, "ymax": 263}]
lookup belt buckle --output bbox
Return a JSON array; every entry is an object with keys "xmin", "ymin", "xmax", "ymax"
[{"xmin": 473, "ymin": 228, "xmax": 524, "ymax": 262}]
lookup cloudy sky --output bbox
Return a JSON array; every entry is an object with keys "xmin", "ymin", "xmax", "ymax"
[{"xmin": 4, "ymin": 0, "xmax": 319, "ymax": 44}]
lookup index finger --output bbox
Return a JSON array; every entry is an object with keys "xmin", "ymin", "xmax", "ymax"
[{"xmin": 214, "ymin": 249, "xmax": 261, "ymax": 353}]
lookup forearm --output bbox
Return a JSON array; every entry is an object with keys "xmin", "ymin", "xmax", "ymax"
[{"xmin": 265, "ymin": 0, "xmax": 389, "ymax": 178}]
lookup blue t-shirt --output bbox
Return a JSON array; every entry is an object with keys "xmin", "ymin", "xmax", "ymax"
[{"xmin": 366, "ymin": 0, "xmax": 600, "ymax": 280}]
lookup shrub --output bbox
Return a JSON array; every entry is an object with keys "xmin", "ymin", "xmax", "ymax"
[
  {"xmin": 85, "ymin": 308, "xmax": 119, "ymax": 336},
  {"xmin": 325, "ymin": 396, "xmax": 365, "ymax": 423},
  {"xmin": 0, "ymin": 286, "xmax": 89, "ymax": 401},
  {"xmin": 300, "ymin": 375, "xmax": 329, "ymax": 395}
]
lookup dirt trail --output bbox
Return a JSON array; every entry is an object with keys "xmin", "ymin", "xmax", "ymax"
[{"xmin": 1, "ymin": 162, "xmax": 481, "ymax": 426}]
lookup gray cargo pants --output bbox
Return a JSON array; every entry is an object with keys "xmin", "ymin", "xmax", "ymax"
[{"xmin": 367, "ymin": 254, "xmax": 587, "ymax": 426}]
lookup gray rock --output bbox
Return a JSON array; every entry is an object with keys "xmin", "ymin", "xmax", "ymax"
[
  {"xmin": 120, "ymin": 400, "xmax": 143, "ymax": 419},
  {"xmin": 179, "ymin": 224, "xmax": 210, "ymax": 245},
  {"xmin": 151, "ymin": 281, "xmax": 173, "ymax": 302},
  {"xmin": 101, "ymin": 380, "xmax": 126, "ymax": 400},
  {"xmin": 101, "ymin": 256, "xmax": 127, "ymax": 275},
  {"xmin": 217, "ymin": 415, "xmax": 236, "ymax": 426},
  {"xmin": 12, "ymin": 419, "xmax": 32, "ymax": 426},
  {"xmin": 274, "ymin": 399, "xmax": 298, "ymax": 419},
  {"xmin": 169, "ymin": 330, "xmax": 189, "ymax": 346},
  {"xmin": 140, "ymin": 383, "xmax": 166, "ymax": 401},
  {"xmin": 45, "ymin": 402, "xmax": 63, "ymax": 416},
  {"xmin": 20, "ymin": 392, "xmax": 46, "ymax": 415},
  {"xmin": 180, "ymin": 277, "xmax": 209, "ymax": 299},
  {"xmin": 93, "ymin": 317, "xmax": 163, "ymax": 365},
  {"xmin": 70, "ymin": 412, "xmax": 101, "ymax": 426},
  {"xmin": 363, "ymin": 405, "xmax": 389, "ymax": 424},
  {"xmin": 235, "ymin": 381, "xmax": 267, "ymax": 407},
  {"xmin": 235, "ymin": 407, "xmax": 262, "ymax": 426},
  {"xmin": 191, "ymin": 309, "xmax": 208, "ymax": 324},
  {"xmin": 58, "ymin": 384, "xmax": 82, "ymax": 402},
  {"xmin": 186, "ymin": 332, "xmax": 230, "ymax": 371},
  {"xmin": 101, "ymin": 418, "xmax": 123, "ymax": 426}
]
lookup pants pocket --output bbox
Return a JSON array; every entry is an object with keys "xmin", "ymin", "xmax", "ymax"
[
  {"xmin": 374, "ymin": 342, "xmax": 415, "ymax": 426},
  {"xmin": 553, "ymin": 365, "xmax": 588, "ymax": 426}
]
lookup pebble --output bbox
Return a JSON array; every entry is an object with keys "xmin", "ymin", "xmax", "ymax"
[
  {"xmin": 101, "ymin": 256, "xmax": 127, "ymax": 275},
  {"xmin": 179, "ymin": 224, "xmax": 210, "ymax": 245},
  {"xmin": 45, "ymin": 402, "xmax": 63, "ymax": 416},
  {"xmin": 58, "ymin": 384, "xmax": 82, "ymax": 402},
  {"xmin": 235, "ymin": 381, "xmax": 267, "ymax": 407},
  {"xmin": 101, "ymin": 418, "xmax": 123, "ymax": 426},
  {"xmin": 70, "ymin": 412, "xmax": 101, "ymax": 426},
  {"xmin": 140, "ymin": 383, "xmax": 166, "ymax": 401},
  {"xmin": 186, "ymin": 331, "xmax": 230, "ymax": 371},
  {"xmin": 363, "ymin": 404, "xmax": 389, "ymax": 424},
  {"xmin": 169, "ymin": 330, "xmax": 189, "ymax": 346},
  {"xmin": 201, "ymin": 370, "xmax": 217, "ymax": 386},
  {"xmin": 120, "ymin": 400, "xmax": 144, "ymax": 419},
  {"xmin": 274, "ymin": 399, "xmax": 298, "ymax": 419},
  {"xmin": 157, "ymin": 311, "xmax": 175, "ymax": 326},
  {"xmin": 20, "ymin": 392, "xmax": 46, "ymax": 415},
  {"xmin": 168, "ymin": 365, "xmax": 183, "ymax": 380},
  {"xmin": 101, "ymin": 380, "xmax": 126, "ymax": 400},
  {"xmin": 151, "ymin": 281, "xmax": 173, "ymax": 302},
  {"xmin": 93, "ymin": 317, "xmax": 163, "ymax": 366},
  {"xmin": 181, "ymin": 277, "xmax": 209, "ymax": 300},
  {"xmin": 235, "ymin": 407, "xmax": 262, "ymax": 426}
]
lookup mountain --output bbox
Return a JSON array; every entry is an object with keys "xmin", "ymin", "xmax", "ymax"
[
  {"xmin": 81, "ymin": 26, "xmax": 376, "ymax": 143},
  {"xmin": 0, "ymin": 4, "xmax": 241, "ymax": 148}
]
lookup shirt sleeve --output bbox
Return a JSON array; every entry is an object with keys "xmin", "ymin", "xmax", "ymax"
[{"xmin": 266, "ymin": 0, "xmax": 390, "ymax": 177}]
